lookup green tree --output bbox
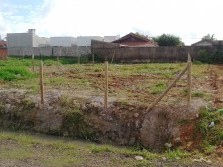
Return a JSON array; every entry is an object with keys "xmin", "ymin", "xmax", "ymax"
[
  {"xmin": 153, "ymin": 34, "xmax": 184, "ymax": 46},
  {"xmin": 202, "ymin": 34, "xmax": 216, "ymax": 40}
]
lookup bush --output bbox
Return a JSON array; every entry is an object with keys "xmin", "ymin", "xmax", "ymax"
[{"xmin": 197, "ymin": 49, "xmax": 223, "ymax": 63}]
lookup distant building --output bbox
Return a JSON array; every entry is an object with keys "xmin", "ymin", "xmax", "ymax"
[
  {"xmin": 7, "ymin": 29, "xmax": 50, "ymax": 48},
  {"xmin": 77, "ymin": 36, "xmax": 104, "ymax": 46},
  {"xmin": 191, "ymin": 39, "xmax": 216, "ymax": 46},
  {"xmin": 104, "ymin": 35, "xmax": 120, "ymax": 42},
  {"xmin": 50, "ymin": 37, "xmax": 77, "ymax": 47},
  {"xmin": 112, "ymin": 33, "xmax": 158, "ymax": 47},
  {"xmin": 0, "ymin": 40, "xmax": 7, "ymax": 48}
]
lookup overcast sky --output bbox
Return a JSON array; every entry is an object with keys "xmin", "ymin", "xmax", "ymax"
[{"xmin": 0, "ymin": 0, "xmax": 222, "ymax": 45}]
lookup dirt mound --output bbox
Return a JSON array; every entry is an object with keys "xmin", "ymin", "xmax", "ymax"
[{"xmin": 0, "ymin": 89, "xmax": 207, "ymax": 151}]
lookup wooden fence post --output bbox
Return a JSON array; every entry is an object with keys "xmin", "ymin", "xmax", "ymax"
[
  {"xmin": 146, "ymin": 64, "xmax": 188, "ymax": 112},
  {"xmin": 111, "ymin": 52, "xmax": 115, "ymax": 64},
  {"xmin": 92, "ymin": 54, "xmax": 95, "ymax": 65},
  {"xmin": 40, "ymin": 60, "xmax": 44, "ymax": 105},
  {"xmin": 22, "ymin": 50, "xmax": 25, "ymax": 60},
  {"xmin": 57, "ymin": 48, "xmax": 61, "ymax": 69},
  {"xmin": 78, "ymin": 55, "xmax": 80, "ymax": 64},
  {"xmin": 104, "ymin": 61, "xmax": 108, "ymax": 109},
  {"xmin": 32, "ymin": 53, "xmax": 35, "ymax": 72},
  {"xmin": 187, "ymin": 53, "xmax": 192, "ymax": 111}
]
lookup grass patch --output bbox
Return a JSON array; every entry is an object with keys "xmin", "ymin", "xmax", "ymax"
[
  {"xmin": 192, "ymin": 90, "xmax": 205, "ymax": 98},
  {"xmin": 0, "ymin": 66, "xmax": 34, "ymax": 81},
  {"xmin": 197, "ymin": 108, "xmax": 223, "ymax": 148},
  {"xmin": 150, "ymin": 82, "xmax": 167, "ymax": 94},
  {"xmin": 165, "ymin": 149, "xmax": 191, "ymax": 159}
]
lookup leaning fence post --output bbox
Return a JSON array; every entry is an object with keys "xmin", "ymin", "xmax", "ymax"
[
  {"xmin": 32, "ymin": 53, "xmax": 35, "ymax": 72},
  {"xmin": 146, "ymin": 64, "xmax": 188, "ymax": 112},
  {"xmin": 104, "ymin": 61, "xmax": 108, "ymax": 109},
  {"xmin": 40, "ymin": 60, "xmax": 44, "ymax": 105},
  {"xmin": 187, "ymin": 53, "xmax": 192, "ymax": 111}
]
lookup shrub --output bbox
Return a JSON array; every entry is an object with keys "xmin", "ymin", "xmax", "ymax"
[{"xmin": 197, "ymin": 48, "xmax": 223, "ymax": 63}]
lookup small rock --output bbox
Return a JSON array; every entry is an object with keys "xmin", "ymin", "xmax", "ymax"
[
  {"xmin": 193, "ymin": 158, "xmax": 212, "ymax": 163},
  {"xmin": 135, "ymin": 120, "xmax": 140, "ymax": 128},
  {"xmin": 165, "ymin": 143, "xmax": 172, "ymax": 148},
  {"xmin": 205, "ymin": 159, "xmax": 212, "ymax": 163},
  {"xmin": 129, "ymin": 137, "xmax": 135, "ymax": 145},
  {"xmin": 187, "ymin": 141, "xmax": 193, "ymax": 147},
  {"xmin": 174, "ymin": 137, "xmax": 181, "ymax": 142},
  {"xmin": 162, "ymin": 157, "xmax": 167, "ymax": 161},
  {"xmin": 208, "ymin": 121, "xmax": 215, "ymax": 128},
  {"xmin": 135, "ymin": 156, "xmax": 144, "ymax": 160},
  {"xmin": 4, "ymin": 104, "xmax": 11, "ymax": 113},
  {"xmin": 134, "ymin": 113, "xmax": 139, "ymax": 118}
]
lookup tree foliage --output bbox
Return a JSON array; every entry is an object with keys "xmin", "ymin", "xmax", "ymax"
[
  {"xmin": 202, "ymin": 34, "xmax": 216, "ymax": 40},
  {"xmin": 153, "ymin": 34, "xmax": 184, "ymax": 46}
]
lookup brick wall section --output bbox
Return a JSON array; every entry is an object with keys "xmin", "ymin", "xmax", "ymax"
[
  {"xmin": 91, "ymin": 40, "xmax": 216, "ymax": 63},
  {"xmin": 0, "ymin": 48, "xmax": 7, "ymax": 59}
]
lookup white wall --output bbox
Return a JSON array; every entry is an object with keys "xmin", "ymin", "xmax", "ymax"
[
  {"xmin": 77, "ymin": 36, "xmax": 103, "ymax": 46},
  {"xmin": 104, "ymin": 35, "xmax": 120, "ymax": 42},
  {"xmin": 7, "ymin": 33, "xmax": 33, "ymax": 48},
  {"xmin": 50, "ymin": 37, "xmax": 77, "ymax": 46}
]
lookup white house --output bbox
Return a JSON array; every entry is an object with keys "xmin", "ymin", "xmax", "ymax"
[
  {"xmin": 7, "ymin": 29, "xmax": 50, "ymax": 48},
  {"xmin": 104, "ymin": 35, "xmax": 120, "ymax": 42},
  {"xmin": 77, "ymin": 36, "xmax": 104, "ymax": 46},
  {"xmin": 50, "ymin": 37, "xmax": 77, "ymax": 47}
]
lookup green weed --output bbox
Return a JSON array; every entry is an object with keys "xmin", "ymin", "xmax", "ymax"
[
  {"xmin": 192, "ymin": 91, "xmax": 205, "ymax": 98},
  {"xmin": 197, "ymin": 108, "xmax": 223, "ymax": 147},
  {"xmin": 0, "ymin": 67, "xmax": 34, "ymax": 81},
  {"xmin": 165, "ymin": 149, "xmax": 191, "ymax": 159},
  {"xmin": 150, "ymin": 82, "xmax": 167, "ymax": 94}
]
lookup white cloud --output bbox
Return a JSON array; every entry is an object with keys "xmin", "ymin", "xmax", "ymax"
[{"xmin": 0, "ymin": 0, "xmax": 223, "ymax": 45}]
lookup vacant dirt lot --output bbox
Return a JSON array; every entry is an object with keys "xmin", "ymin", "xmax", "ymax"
[{"xmin": 0, "ymin": 58, "xmax": 223, "ymax": 166}]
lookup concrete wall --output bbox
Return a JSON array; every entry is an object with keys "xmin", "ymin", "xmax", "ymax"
[
  {"xmin": 50, "ymin": 37, "xmax": 77, "ymax": 46},
  {"xmin": 77, "ymin": 36, "xmax": 103, "ymax": 46},
  {"xmin": 91, "ymin": 40, "xmax": 216, "ymax": 62},
  {"xmin": 104, "ymin": 35, "xmax": 120, "ymax": 42},
  {"xmin": 7, "ymin": 46, "xmax": 91, "ymax": 57}
]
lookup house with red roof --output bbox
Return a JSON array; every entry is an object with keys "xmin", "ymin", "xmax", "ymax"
[{"xmin": 112, "ymin": 33, "xmax": 158, "ymax": 47}]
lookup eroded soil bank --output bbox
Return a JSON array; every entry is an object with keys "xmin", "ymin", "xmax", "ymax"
[{"xmin": 0, "ymin": 89, "xmax": 206, "ymax": 152}]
